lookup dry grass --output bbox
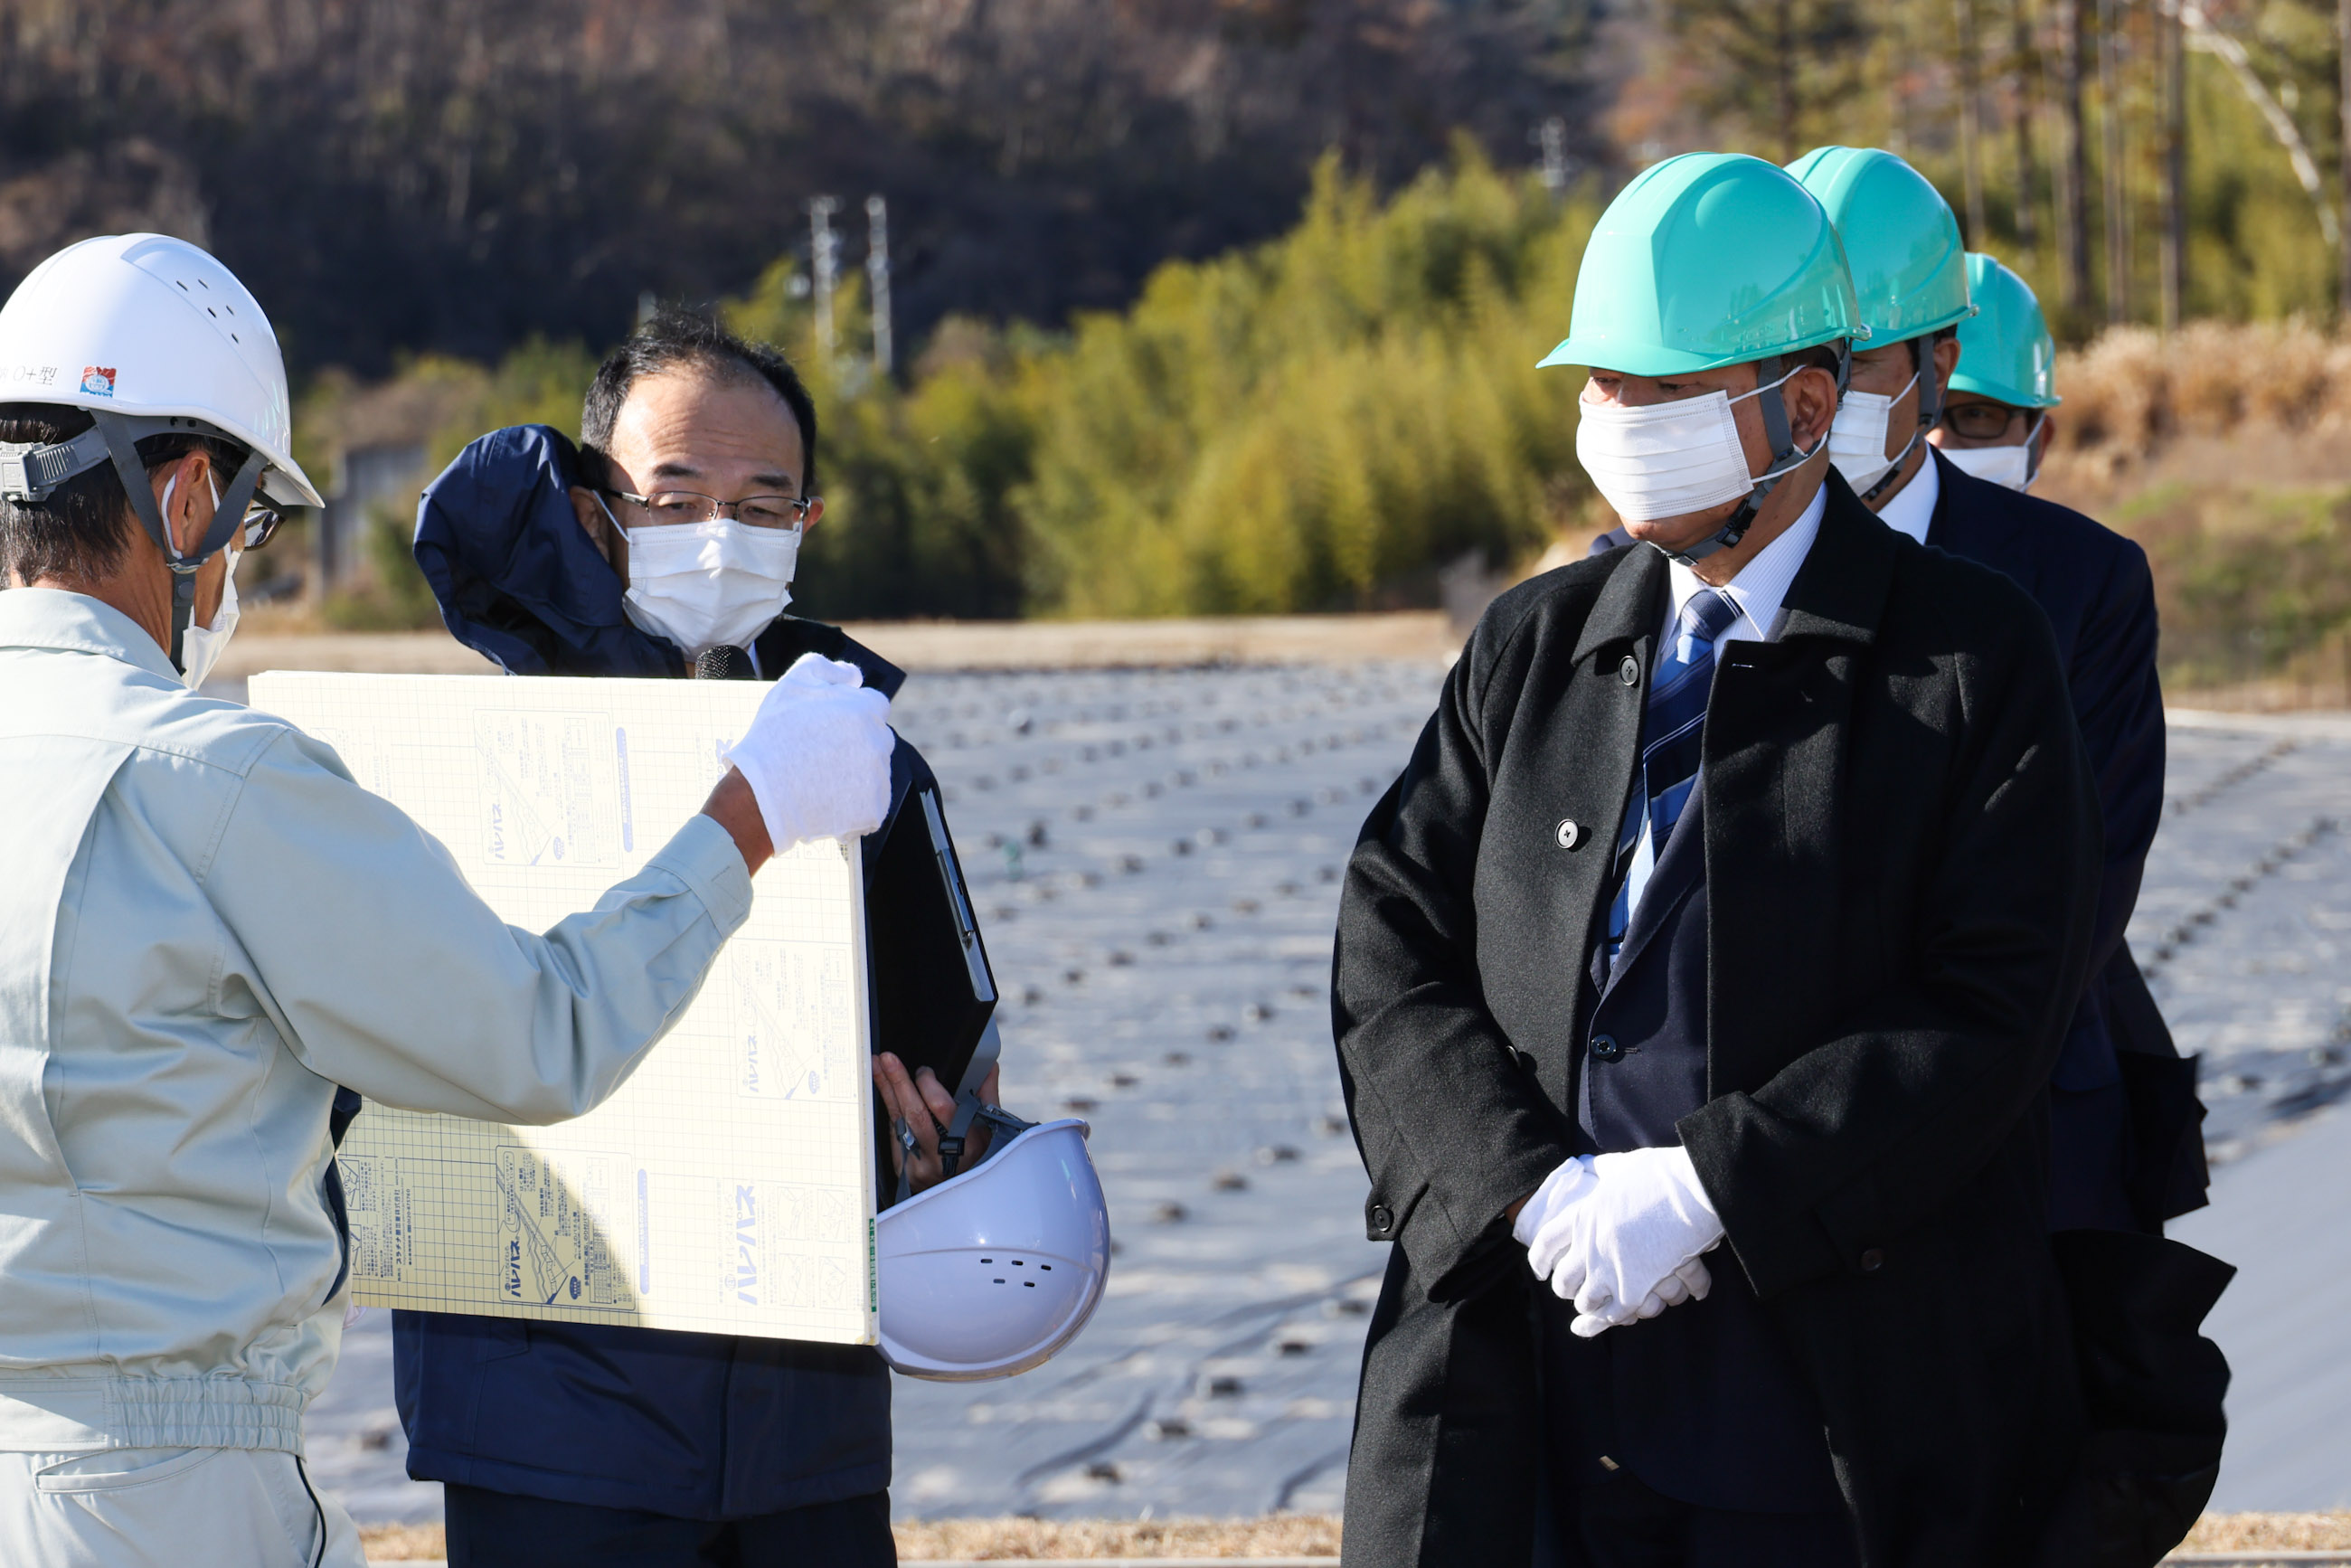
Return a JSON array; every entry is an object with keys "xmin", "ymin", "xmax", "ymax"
[
  {"xmin": 2052, "ymin": 319, "xmax": 2351, "ymax": 470},
  {"xmin": 893, "ymin": 1517, "xmax": 1342, "ymax": 1559},
  {"xmin": 356, "ymin": 1522, "xmax": 446, "ymax": 1560},
  {"xmin": 361, "ymin": 1513, "xmax": 2351, "ymax": 1560},
  {"xmin": 2180, "ymin": 1512, "xmax": 2351, "ymax": 1551},
  {"xmin": 358, "ymin": 1517, "xmax": 1343, "ymax": 1561}
]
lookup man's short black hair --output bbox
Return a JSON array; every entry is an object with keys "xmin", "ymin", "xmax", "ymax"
[
  {"xmin": 580, "ymin": 307, "xmax": 819, "ymax": 494},
  {"xmin": 0, "ymin": 404, "xmax": 239, "ymax": 584}
]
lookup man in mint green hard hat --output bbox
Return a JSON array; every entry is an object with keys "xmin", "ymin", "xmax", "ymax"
[
  {"xmin": 1789, "ymin": 153, "xmax": 2204, "ymax": 1246},
  {"xmin": 1334, "ymin": 151, "xmax": 2101, "ymax": 1566},
  {"xmin": 1931, "ymin": 250, "xmax": 2061, "ymax": 489},
  {"xmin": 1785, "ymin": 145, "xmax": 1974, "ymax": 517}
]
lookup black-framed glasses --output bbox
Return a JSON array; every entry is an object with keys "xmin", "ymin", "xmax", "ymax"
[
  {"xmin": 1938, "ymin": 402, "xmax": 2027, "ymax": 441},
  {"xmin": 603, "ymin": 488, "xmax": 812, "ymax": 529}
]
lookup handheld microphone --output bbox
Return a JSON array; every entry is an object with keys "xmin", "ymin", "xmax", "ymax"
[{"xmin": 695, "ymin": 646, "xmax": 751, "ymax": 680}]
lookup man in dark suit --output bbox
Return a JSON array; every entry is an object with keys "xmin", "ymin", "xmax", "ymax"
[
  {"xmin": 1336, "ymin": 151, "xmax": 2100, "ymax": 1566},
  {"xmin": 1924, "ymin": 252, "xmax": 2206, "ymax": 1229},
  {"xmin": 1793, "ymin": 154, "xmax": 2194, "ymax": 1236},
  {"xmin": 1586, "ymin": 152, "xmax": 2200, "ymax": 1234}
]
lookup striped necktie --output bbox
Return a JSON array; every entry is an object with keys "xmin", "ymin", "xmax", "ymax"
[{"xmin": 1605, "ymin": 586, "xmax": 1740, "ymax": 966}]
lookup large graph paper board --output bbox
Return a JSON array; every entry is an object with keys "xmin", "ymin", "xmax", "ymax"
[{"xmin": 249, "ymin": 671, "xmax": 876, "ymax": 1346}]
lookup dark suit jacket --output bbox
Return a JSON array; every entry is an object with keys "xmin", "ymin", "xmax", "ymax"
[
  {"xmin": 1336, "ymin": 476, "xmax": 2098, "ymax": 1566},
  {"xmin": 1921, "ymin": 453, "xmax": 2205, "ymax": 1225}
]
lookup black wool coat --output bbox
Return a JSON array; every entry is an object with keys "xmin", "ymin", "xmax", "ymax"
[{"xmin": 1333, "ymin": 477, "xmax": 2101, "ymax": 1567}]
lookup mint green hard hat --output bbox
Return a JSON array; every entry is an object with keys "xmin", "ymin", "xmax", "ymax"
[
  {"xmin": 1786, "ymin": 146, "xmax": 1975, "ymax": 344},
  {"xmin": 1539, "ymin": 151, "xmax": 1866, "ymax": 376},
  {"xmin": 1948, "ymin": 252, "xmax": 2061, "ymax": 409}
]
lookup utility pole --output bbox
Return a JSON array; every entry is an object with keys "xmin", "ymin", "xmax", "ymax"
[
  {"xmin": 1537, "ymin": 116, "xmax": 1570, "ymax": 199},
  {"xmin": 2161, "ymin": 0, "xmax": 2186, "ymax": 329},
  {"xmin": 2014, "ymin": 0, "xmax": 2041, "ymax": 260},
  {"xmin": 808, "ymin": 195, "xmax": 840, "ymax": 362},
  {"xmin": 1957, "ymin": 0, "xmax": 1989, "ymax": 242},
  {"xmin": 865, "ymin": 194, "xmax": 893, "ymax": 376},
  {"xmin": 2098, "ymin": 0, "xmax": 2129, "ymax": 324},
  {"xmin": 2054, "ymin": 0, "xmax": 2093, "ymax": 316}
]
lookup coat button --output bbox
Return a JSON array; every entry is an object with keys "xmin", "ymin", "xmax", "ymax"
[
  {"xmin": 1369, "ymin": 1204, "xmax": 1394, "ymax": 1235},
  {"xmin": 1619, "ymin": 654, "xmax": 1640, "ymax": 686},
  {"xmin": 1554, "ymin": 818, "xmax": 1583, "ymax": 850},
  {"xmin": 1859, "ymin": 1248, "xmax": 1885, "ymax": 1273},
  {"xmin": 1589, "ymin": 1034, "xmax": 1621, "ymax": 1063},
  {"xmin": 1513, "ymin": 1047, "xmax": 1538, "ymax": 1071}
]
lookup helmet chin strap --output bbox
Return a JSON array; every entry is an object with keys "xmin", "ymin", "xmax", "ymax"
[
  {"xmin": 1857, "ymin": 334, "xmax": 1946, "ymax": 507},
  {"xmin": 1660, "ymin": 344, "xmax": 1849, "ymax": 568},
  {"xmin": 93, "ymin": 411, "xmax": 268, "ymax": 674}
]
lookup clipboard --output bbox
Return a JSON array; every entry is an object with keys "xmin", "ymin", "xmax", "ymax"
[{"xmin": 866, "ymin": 784, "xmax": 998, "ymax": 1193}]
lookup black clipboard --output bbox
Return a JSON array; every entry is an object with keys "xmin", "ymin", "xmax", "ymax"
[{"xmin": 866, "ymin": 785, "xmax": 997, "ymax": 1189}]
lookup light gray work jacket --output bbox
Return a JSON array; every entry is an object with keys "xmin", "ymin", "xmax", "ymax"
[{"xmin": 0, "ymin": 590, "xmax": 752, "ymax": 1455}]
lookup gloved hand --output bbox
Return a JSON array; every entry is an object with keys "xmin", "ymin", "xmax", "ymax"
[
  {"xmin": 722, "ymin": 653, "xmax": 894, "ymax": 854},
  {"xmin": 1548, "ymin": 1145, "xmax": 1724, "ymax": 1337},
  {"xmin": 1571, "ymin": 1256, "xmax": 1713, "ymax": 1339},
  {"xmin": 1512, "ymin": 1156, "xmax": 1598, "ymax": 1280}
]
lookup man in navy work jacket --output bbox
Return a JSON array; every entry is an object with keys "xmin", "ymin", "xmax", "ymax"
[
  {"xmin": 1591, "ymin": 155, "xmax": 2203, "ymax": 1234},
  {"xmin": 397, "ymin": 308, "xmax": 989, "ymax": 1567}
]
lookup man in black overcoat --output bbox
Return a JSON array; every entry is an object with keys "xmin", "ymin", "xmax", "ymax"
[
  {"xmin": 1591, "ymin": 239, "xmax": 2205, "ymax": 1237},
  {"xmin": 1333, "ymin": 152, "xmax": 2101, "ymax": 1566}
]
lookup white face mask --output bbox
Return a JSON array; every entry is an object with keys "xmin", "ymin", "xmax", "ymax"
[
  {"xmin": 612, "ymin": 503, "xmax": 802, "ymax": 656},
  {"xmin": 181, "ymin": 543, "xmax": 241, "ymax": 691},
  {"xmin": 163, "ymin": 472, "xmax": 239, "ymax": 690},
  {"xmin": 1940, "ymin": 417, "xmax": 2043, "ymax": 492},
  {"xmin": 1574, "ymin": 369, "xmax": 1817, "ymax": 524},
  {"xmin": 1828, "ymin": 371, "xmax": 1920, "ymax": 496}
]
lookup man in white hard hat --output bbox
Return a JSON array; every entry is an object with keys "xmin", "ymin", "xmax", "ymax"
[{"xmin": 0, "ymin": 233, "xmax": 894, "ymax": 1568}]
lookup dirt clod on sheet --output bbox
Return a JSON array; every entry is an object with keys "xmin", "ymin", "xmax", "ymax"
[
  {"xmin": 357, "ymin": 1522, "xmax": 447, "ymax": 1560},
  {"xmin": 2180, "ymin": 1511, "xmax": 2351, "ymax": 1550},
  {"xmin": 894, "ymin": 1516, "xmax": 1343, "ymax": 1558}
]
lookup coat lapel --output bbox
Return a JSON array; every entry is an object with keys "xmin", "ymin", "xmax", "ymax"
[
  {"xmin": 1699, "ymin": 478, "xmax": 1898, "ymax": 1096},
  {"xmin": 1498, "ymin": 544, "xmax": 1666, "ymax": 1091}
]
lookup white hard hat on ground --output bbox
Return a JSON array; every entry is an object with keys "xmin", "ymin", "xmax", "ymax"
[
  {"xmin": 878, "ymin": 1115, "xmax": 1110, "ymax": 1382},
  {"xmin": 0, "ymin": 233, "xmax": 320, "ymax": 672}
]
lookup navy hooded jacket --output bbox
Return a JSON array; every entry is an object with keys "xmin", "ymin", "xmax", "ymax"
[{"xmin": 394, "ymin": 424, "xmax": 933, "ymax": 1517}]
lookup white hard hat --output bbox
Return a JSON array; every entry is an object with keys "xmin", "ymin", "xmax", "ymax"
[
  {"xmin": 878, "ymin": 1117, "xmax": 1110, "ymax": 1382},
  {"xmin": 0, "ymin": 232, "xmax": 321, "ymax": 508}
]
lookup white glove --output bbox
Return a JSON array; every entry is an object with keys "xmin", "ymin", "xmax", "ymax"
[
  {"xmin": 1512, "ymin": 1156, "xmax": 1598, "ymax": 1280},
  {"xmin": 1572, "ymin": 1256, "xmax": 1713, "ymax": 1339},
  {"xmin": 1553, "ymin": 1145, "xmax": 1724, "ymax": 1337},
  {"xmin": 722, "ymin": 653, "xmax": 894, "ymax": 853}
]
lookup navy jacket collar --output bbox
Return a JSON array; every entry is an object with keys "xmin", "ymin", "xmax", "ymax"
[{"xmin": 412, "ymin": 424, "xmax": 902, "ymax": 696}]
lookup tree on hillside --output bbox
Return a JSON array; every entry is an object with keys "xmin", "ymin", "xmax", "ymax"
[
  {"xmin": 1656, "ymin": 0, "xmax": 1875, "ymax": 161},
  {"xmin": 0, "ymin": 0, "xmax": 1610, "ymax": 375}
]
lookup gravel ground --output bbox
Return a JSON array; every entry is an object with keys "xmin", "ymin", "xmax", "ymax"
[{"xmin": 295, "ymin": 676, "xmax": 2351, "ymax": 1525}]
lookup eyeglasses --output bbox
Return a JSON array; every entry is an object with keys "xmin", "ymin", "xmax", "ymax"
[
  {"xmin": 603, "ymin": 488, "xmax": 812, "ymax": 529},
  {"xmin": 240, "ymin": 501, "xmax": 287, "ymax": 552},
  {"xmin": 1938, "ymin": 402, "xmax": 2027, "ymax": 441}
]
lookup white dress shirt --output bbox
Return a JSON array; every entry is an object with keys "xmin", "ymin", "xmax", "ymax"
[
  {"xmin": 1622, "ymin": 483, "xmax": 1827, "ymax": 921},
  {"xmin": 1873, "ymin": 443, "xmax": 1940, "ymax": 544}
]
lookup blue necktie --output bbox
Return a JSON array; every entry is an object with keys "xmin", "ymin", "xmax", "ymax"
[{"xmin": 1605, "ymin": 587, "xmax": 1739, "ymax": 966}]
